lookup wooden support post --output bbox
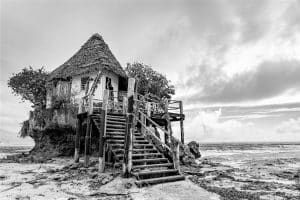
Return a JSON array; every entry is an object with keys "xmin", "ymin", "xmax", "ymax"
[
  {"xmin": 98, "ymin": 90, "xmax": 108, "ymax": 173},
  {"xmin": 164, "ymin": 100, "xmax": 172, "ymax": 146},
  {"xmin": 146, "ymin": 102, "xmax": 151, "ymax": 116},
  {"xmin": 173, "ymin": 140, "xmax": 180, "ymax": 171},
  {"xmin": 141, "ymin": 114, "xmax": 144, "ymax": 135},
  {"xmin": 84, "ymin": 116, "xmax": 91, "ymax": 167},
  {"xmin": 123, "ymin": 78, "xmax": 135, "ymax": 178},
  {"xmin": 88, "ymin": 94, "xmax": 93, "ymax": 114},
  {"xmin": 78, "ymin": 98, "xmax": 83, "ymax": 113},
  {"xmin": 164, "ymin": 124, "xmax": 170, "ymax": 147},
  {"xmin": 179, "ymin": 101, "xmax": 184, "ymax": 144},
  {"xmin": 122, "ymin": 96, "xmax": 128, "ymax": 114},
  {"xmin": 74, "ymin": 115, "xmax": 81, "ymax": 163}
]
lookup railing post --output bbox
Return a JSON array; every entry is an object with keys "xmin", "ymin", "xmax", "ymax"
[
  {"xmin": 141, "ymin": 113, "xmax": 145, "ymax": 135},
  {"xmin": 146, "ymin": 102, "xmax": 151, "ymax": 116},
  {"xmin": 88, "ymin": 94, "xmax": 93, "ymax": 114},
  {"xmin": 123, "ymin": 78, "xmax": 135, "ymax": 178},
  {"xmin": 179, "ymin": 101, "xmax": 184, "ymax": 144},
  {"xmin": 78, "ymin": 98, "xmax": 83, "ymax": 113},
  {"xmin": 164, "ymin": 100, "xmax": 172, "ymax": 146},
  {"xmin": 99, "ymin": 89, "xmax": 109, "ymax": 172},
  {"xmin": 122, "ymin": 96, "xmax": 128, "ymax": 114}
]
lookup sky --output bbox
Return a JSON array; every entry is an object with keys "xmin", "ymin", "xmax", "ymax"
[{"xmin": 1, "ymin": 0, "xmax": 300, "ymax": 145}]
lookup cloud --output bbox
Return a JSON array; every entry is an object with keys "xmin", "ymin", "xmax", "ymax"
[
  {"xmin": 276, "ymin": 117, "xmax": 300, "ymax": 134},
  {"xmin": 180, "ymin": 107, "xmax": 300, "ymax": 143},
  {"xmin": 182, "ymin": 108, "xmax": 264, "ymax": 143},
  {"xmin": 183, "ymin": 60, "xmax": 300, "ymax": 104}
]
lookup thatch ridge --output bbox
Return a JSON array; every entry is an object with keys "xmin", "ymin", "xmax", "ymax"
[{"xmin": 48, "ymin": 33, "xmax": 126, "ymax": 80}]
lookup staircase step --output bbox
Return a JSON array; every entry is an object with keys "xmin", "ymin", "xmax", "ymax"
[
  {"xmin": 106, "ymin": 135, "xmax": 125, "ymax": 140},
  {"xmin": 106, "ymin": 120, "xmax": 126, "ymax": 125},
  {"xmin": 114, "ymin": 153, "xmax": 162, "ymax": 159},
  {"xmin": 133, "ymin": 140, "xmax": 149, "ymax": 144},
  {"xmin": 132, "ymin": 153, "xmax": 162, "ymax": 157},
  {"xmin": 107, "ymin": 127, "xmax": 125, "ymax": 131},
  {"xmin": 132, "ymin": 158, "xmax": 168, "ymax": 164},
  {"xmin": 111, "ymin": 144, "xmax": 125, "ymax": 148},
  {"xmin": 134, "ymin": 169, "xmax": 179, "ymax": 178},
  {"xmin": 106, "ymin": 124, "xmax": 125, "ymax": 129},
  {"xmin": 133, "ymin": 144, "xmax": 153, "ymax": 147},
  {"xmin": 134, "ymin": 136, "xmax": 145, "ymax": 139},
  {"xmin": 113, "ymin": 148, "xmax": 158, "ymax": 154},
  {"xmin": 106, "ymin": 130, "xmax": 125, "ymax": 133},
  {"xmin": 106, "ymin": 115, "xmax": 126, "ymax": 120},
  {"xmin": 135, "ymin": 175, "xmax": 185, "ymax": 187},
  {"xmin": 106, "ymin": 139, "xmax": 124, "ymax": 144},
  {"xmin": 106, "ymin": 134, "xmax": 125, "ymax": 138},
  {"xmin": 132, "ymin": 163, "xmax": 173, "ymax": 170},
  {"xmin": 106, "ymin": 140, "xmax": 149, "ymax": 144},
  {"xmin": 107, "ymin": 113, "xmax": 126, "ymax": 117}
]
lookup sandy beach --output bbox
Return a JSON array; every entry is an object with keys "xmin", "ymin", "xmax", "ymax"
[
  {"xmin": 0, "ymin": 156, "xmax": 219, "ymax": 200},
  {"xmin": 1, "ymin": 143, "xmax": 300, "ymax": 200}
]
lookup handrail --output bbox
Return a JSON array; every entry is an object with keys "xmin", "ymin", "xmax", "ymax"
[
  {"xmin": 138, "ymin": 110, "xmax": 170, "ymax": 137},
  {"xmin": 136, "ymin": 110, "xmax": 171, "ymax": 152}
]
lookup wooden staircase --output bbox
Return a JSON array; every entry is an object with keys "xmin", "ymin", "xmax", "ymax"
[
  {"xmin": 76, "ymin": 78, "xmax": 185, "ymax": 187},
  {"xmin": 91, "ymin": 112, "xmax": 184, "ymax": 187},
  {"xmin": 131, "ymin": 131, "xmax": 184, "ymax": 187}
]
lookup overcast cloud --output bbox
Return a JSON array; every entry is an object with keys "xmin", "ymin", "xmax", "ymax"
[{"xmin": 1, "ymin": 0, "xmax": 300, "ymax": 144}]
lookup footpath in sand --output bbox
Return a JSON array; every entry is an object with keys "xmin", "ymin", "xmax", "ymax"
[{"xmin": 0, "ymin": 157, "xmax": 219, "ymax": 200}]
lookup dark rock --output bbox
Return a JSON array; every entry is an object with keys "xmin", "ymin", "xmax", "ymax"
[
  {"xmin": 179, "ymin": 141, "xmax": 202, "ymax": 165},
  {"xmin": 187, "ymin": 141, "xmax": 201, "ymax": 159},
  {"xmin": 69, "ymin": 163, "xmax": 81, "ymax": 170},
  {"xmin": 46, "ymin": 169, "xmax": 57, "ymax": 173},
  {"xmin": 90, "ymin": 172, "xmax": 98, "ymax": 179},
  {"xmin": 15, "ymin": 195, "xmax": 30, "ymax": 200},
  {"xmin": 124, "ymin": 182, "xmax": 132, "ymax": 189},
  {"xmin": 89, "ymin": 167, "xmax": 98, "ymax": 172},
  {"xmin": 180, "ymin": 145, "xmax": 196, "ymax": 165}
]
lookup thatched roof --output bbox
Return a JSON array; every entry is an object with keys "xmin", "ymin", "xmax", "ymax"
[{"xmin": 48, "ymin": 33, "xmax": 127, "ymax": 80}]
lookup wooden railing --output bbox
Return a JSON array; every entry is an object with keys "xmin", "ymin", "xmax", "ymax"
[
  {"xmin": 136, "ymin": 110, "xmax": 171, "ymax": 152},
  {"xmin": 79, "ymin": 90, "xmax": 128, "ymax": 114}
]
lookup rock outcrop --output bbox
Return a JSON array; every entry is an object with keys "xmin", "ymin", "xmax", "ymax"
[{"xmin": 180, "ymin": 141, "xmax": 202, "ymax": 165}]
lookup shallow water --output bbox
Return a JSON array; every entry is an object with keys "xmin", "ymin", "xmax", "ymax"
[
  {"xmin": 198, "ymin": 143, "xmax": 300, "ymax": 199},
  {"xmin": 0, "ymin": 146, "xmax": 32, "ymax": 159}
]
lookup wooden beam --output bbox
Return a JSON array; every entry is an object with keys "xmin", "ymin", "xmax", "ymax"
[
  {"xmin": 84, "ymin": 116, "xmax": 91, "ymax": 167},
  {"xmin": 123, "ymin": 78, "xmax": 135, "ymax": 178},
  {"xmin": 164, "ymin": 100, "xmax": 172, "ymax": 146},
  {"xmin": 98, "ymin": 90, "xmax": 108, "ymax": 172},
  {"xmin": 179, "ymin": 101, "xmax": 184, "ymax": 144},
  {"xmin": 74, "ymin": 116, "xmax": 81, "ymax": 163},
  {"xmin": 173, "ymin": 140, "xmax": 180, "ymax": 171}
]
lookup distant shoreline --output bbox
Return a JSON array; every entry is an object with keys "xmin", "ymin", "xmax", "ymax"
[{"xmin": 199, "ymin": 141, "xmax": 300, "ymax": 145}]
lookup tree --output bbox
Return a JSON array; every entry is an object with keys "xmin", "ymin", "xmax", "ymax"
[
  {"xmin": 125, "ymin": 62, "xmax": 175, "ymax": 99},
  {"xmin": 8, "ymin": 67, "xmax": 48, "ymax": 107}
]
